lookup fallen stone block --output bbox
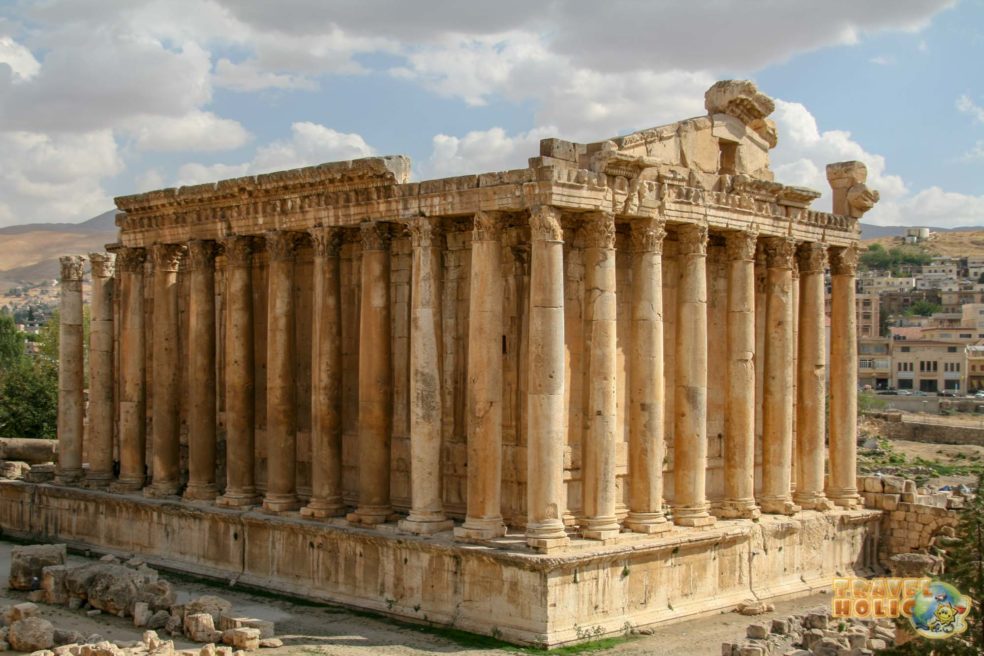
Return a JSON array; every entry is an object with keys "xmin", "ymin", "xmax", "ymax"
[
  {"xmin": 9, "ymin": 545, "xmax": 66, "ymax": 591},
  {"xmin": 147, "ymin": 611, "xmax": 170, "ymax": 631},
  {"xmin": 184, "ymin": 614, "xmax": 222, "ymax": 644},
  {"xmin": 746, "ymin": 624, "xmax": 768, "ymax": 639},
  {"xmin": 217, "ymin": 618, "xmax": 274, "ymax": 639},
  {"xmin": 185, "ymin": 598, "xmax": 232, "ymax": 626},
  {"xmin": 133, "ymin": 602, "xmax": 152, "ymax": 628},
  {"xmin": 257, "ymin": 639, "xmax": 281, "ymax": 649},
  {"xmin": 222, "ymin": 629, "xmax": 260, "ymax": 651},
  {"xmin": 54, "ymin": 629, "xmax": 85, "ymax": 646},
  {"xmin": 8, "ymin": 617, "xmax": 55, "ymax": 652}
]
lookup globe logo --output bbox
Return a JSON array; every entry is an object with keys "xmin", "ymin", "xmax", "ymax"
[{"xmin": 907, "ymin": 580, "xmax": 971, "ymax": 640}]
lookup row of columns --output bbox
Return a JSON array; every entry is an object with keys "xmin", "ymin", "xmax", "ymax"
[{"xmin": 56, "ymin": 209, "xmax": 861, "ymax": 552}]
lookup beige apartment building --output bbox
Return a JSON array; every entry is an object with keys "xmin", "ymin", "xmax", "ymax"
[
  {"xmin": 890, "ymin": 328, "xmax": 968, "ymax": 392},
  {"xmin": 858, "ymin": 337, "xmax": 891, "ymax": 390},
  {"xmin": 826, "ymin": 291, "xmax": 879, "ymax": 338}
]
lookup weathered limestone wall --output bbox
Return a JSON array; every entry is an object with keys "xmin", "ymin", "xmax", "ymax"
[{"xmin": 865, "ymin": 413, "xmax": 984, "ymax": 446}]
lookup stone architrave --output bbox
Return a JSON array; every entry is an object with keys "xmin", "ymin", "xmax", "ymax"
[
  {"xmin": 348, "ymin": 222, "xmax": 394, "ymax": 526},
  {"xmin": 301, "ymin": 227, "xmax": 346, "ymax": 519},
  {"xmin": 184, "ymin": 240, "xmax": 219, "ymax": 502},
  {"xmin": 672, "ymin": 224, "xmax": 715, "ymax": 527},
  {"xmin": 718, "ymin": 230, "xmax": 760, "ymax": 519},
  {"xmin": 56, "ymin": 255, "xmax": 85, "ymax": 485},
  {"xmin": 113, "ymin": 247, "xmax": 148, "ymax": 493},
  {"xmin": 86, "ymin": 252, "xmax": 116, "ymax": 487},
  {"xmin": 455, "ymin": 211, "xmax": 508, "ymax": 540},
  {"xmin": 526, "ymin": 206, "xmax": 570, "ymax": 551},
  {"xmin": 760, "ymin": 237, "xmax": 800, "ymax": 515},
  {"xmin": 829, "ymin": 245, "xmax": 861, "ymax": 508},
  {"xmin": 216, "ymin": 236, "xmax": 259, "ymax": 508},
  {"xmin": 262, "ymin": 232, "xmax": 302, "ymax": 514},
  {"xmin": 145, "ymin": 243, "xmax": 185, "ymax": 498},
  {"xmin": 400, "ymin": 217, "xmax": 454, "ymax": 535},
  {"xmin": 579, "ymin": 211, "xmax": 620, "ymax": 541},
  {"xmin": 625, "ymin": 217, "xmax": 671, "ymax": 534},
  {"xmin": 795, "ymin": 243, "xmax": 834, "ymax": 510}
]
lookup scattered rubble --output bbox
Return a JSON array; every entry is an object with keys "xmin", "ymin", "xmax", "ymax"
[{"xmin": 10, "ymin": 544, "xmax": 67, "ymax": 591}]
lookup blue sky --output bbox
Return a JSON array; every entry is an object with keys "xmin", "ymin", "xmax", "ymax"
[{"xmin": 0, "ymin": 0, "xmax": 981, "ymax": 227}]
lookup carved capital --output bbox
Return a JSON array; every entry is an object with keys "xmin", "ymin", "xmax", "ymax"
[
  {"xmin": 185, "ymin": 240, "xmax": 218, "ymax": 271},
  {"xmin": 529, "ymin": 206, "xmax": 563, "ymax": 241},
  {"xmin": 116, "ymin": 247, "xmax": 147, "ymax": 274},
  {"xmin": 676, "ymin": 223, "xmax": 708, "ymax": 256},
  {"xmin": 407, "ymin": 217, "xmax": 442, "ymax": 249},
  {"xmin": 360, "ymin": 222, "xmax": 391, "ymax": 251},
  {"xmin": 59, "ymin": 255, "xmax": 85, "ymax": 282},
  {"xmin": 151, "ymin": 243, "xmax": 186, "ymax": 272},
  {"xmin": 580, "ymin": 212, "xmax": 615, "ymax": 249},
  {"xmin": 724, "ymin": 230, "xmax": 758, "ymax": 262},
  {"xmin": 763, "ymin": 237, "xmax": 797, "ymax": 269},
  {"xmin": 630, "ymin": 217, "xmax": 667, "ymax": 254},
  {"xmin": 830, "ymin": 245, "xmax": 859, "ymax": 276},
  {"xmin": 220, "ymin": 235, "xmax": 254, "ymax": 268},
  {"xmin": 89, "ymin": 252, "xmax": 116, "ymax": 278},
  {"xmin": 797, "ymin": 242, "xmax": 828, "ymax": 274},
  {"xmin": 266, "ymin": 231, "xmax": 302, "ymax": 262},
  {"xmin": 309, "ymin": 226, "xmax": 343, "ymax": 258},
  {"xmin": 473, "ymin": 211, "xmax": 503, "ymax": 242}
]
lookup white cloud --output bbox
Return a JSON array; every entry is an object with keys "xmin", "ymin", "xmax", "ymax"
[
  {"xmin": 869, "ymin": 55, "xmax": 895, "ymax": 65},
  {"xmin": 0, "ymin": 35, "xmax": 40, "ymax": 80},
  {"xmin": 176, "ymin": 121, "xmax": 374, "ymax": 186},
  {"xmin": 957, "ymin": 94, "xmax": 984, "ymax": 124},
  {"xmin": 424, "ymin": 125, "xmax": 556, "ymax": 178},
  {"xmin": 125, "ymin": 111, "xmax": 251, "ymax": 152},
  {"xmin": 134, "ymin": 169, "xmax": 166, "ymax": 192},
  {"xmin": 213, "ymin": 58, "xmax": 318, "ymax": 92}
]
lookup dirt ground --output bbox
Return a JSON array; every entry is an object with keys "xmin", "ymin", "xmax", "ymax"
[{"xmin": 0, "ymin": 541, "xmax": 838, "ymax": 656}]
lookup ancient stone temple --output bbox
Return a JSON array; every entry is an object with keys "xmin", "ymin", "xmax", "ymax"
[{"xmin": 1, "ymin": 80, "xmax": 883, "ymax": 646}]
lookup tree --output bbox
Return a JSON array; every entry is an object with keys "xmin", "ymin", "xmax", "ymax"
[
  {"xmin": 906, "ymin": 300, "xmax": 943, "ymax": 317},
  {"xmin": 0, "ymin": 312, "xmax": 25, "ymax": 370},
  {"xmin": 0, "ymin": 358, "xmax": 58, "ymax": 438}
]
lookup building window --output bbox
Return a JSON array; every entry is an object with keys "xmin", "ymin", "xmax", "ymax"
[
  {"xmin": 961, "ymin": 334, "xmax": 972, "ymax": 339},
  {"xmin": 901, "ymin": 346, "xmax": 910, "ymax": 352},
  {"xmin": 948, "ymin": 346, "xmax": 958, "ymax": 353}
]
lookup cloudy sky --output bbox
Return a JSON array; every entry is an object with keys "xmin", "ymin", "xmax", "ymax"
[{"xmin": 0, "ymin": 0, "xmax": 981, "ymax": 227}]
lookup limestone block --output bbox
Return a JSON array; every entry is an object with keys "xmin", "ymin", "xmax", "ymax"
[
  {"xmin": 9, "ymin": 545, "xmax": 67, "ymax": 591},
  {"xmin": 0, "ymin": 461, "xmax": 31, "ymax": 479},
  {"xmin": 881, "ymin": 494, "xmax": 900, "ymax": 511},
  {"xmin": 142, "ymin": 631, "xmax": 161, "ymax": 650},
  {"xmin": 184, "ymin": 614, "xmax": 221, "ymax": 644},
  {"xmin": 133, "ymin": 602, "xmax": 152, "ymax": 627},
  {"xmin": 136, "ymin": 581, "xmax": 175, "ymax": 611},
  {"xmin": 185, "ymin": 597, "xmax": 232, "ymax": 625},
  {"xmin": 221, "ymin": 629, "xmax": 259, "ymax": 651},
  {"xmin": 4, "ymin": 603, "xmax": 40, "ymax": 625},
  {"xmin": 42, "ymin": 566, "xmax": 69, "ymax": 605},
  {"xmin": 8, "ymin": 618, "xmax": 55, "ymax": 652},
  {"xmin": 863, "ymin": 477, "xmax": 882, "ymax": 493},
  {"xmin": 746, "ymin": 624, "xmax": 768, "ymax": 639},
  {"xmin": 257, "ymin": 639, "xmax": 281, "ymax": 649},
  {"xmin": 217, "ymin": 618, "xmax": 273, "ymax": 639},
  {"xmin": 147, "ymin": 611, "xmax": 170, "ymax": 630},
  {"xmin": 882, "ymin": 477, "xmax": 905, "ymax": 494},
  {"xmin": 53, "ymin": 629, "xmax": 84, "ymax": 647}
]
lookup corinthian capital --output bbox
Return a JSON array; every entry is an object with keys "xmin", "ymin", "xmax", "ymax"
[
  {"xmin": 266, "ymin": 231, "xmax": 302, "ymax": 262},
  {"xmin": 724, "ymin": 230, "xmax": 758, "ymax": 262},
  {"xmin": 360, "ymin": 222, "xmax": 391, "ymax": 251},
  {"xmin": 473, "ymin": 211, "xmax": 503, "ymax": 242},
  {"xmin": 89, "ymin": 252, "xmax": 116, "ymax": 278},
  {"xmin": 580, "ymin": 211, "xmax": 615, "ymax": 249},
  {"xmin": 529, "ymin": 206, "xmax": 563, "ymax": 241},
  {"xmin": 676, "ymin": 223, "xmax": 708, "ymax": 256},
  {"xmin": 630, "ymin": 217, "xmax": 667, "ymax": 254},
  {"xmin": 763, "ymin": 237, "xmax": 797, "ymax": 269},
  {"xmin": 151, "ymin": 243, "xmax": 186, "ymax": 272},
  {"xmin": 797, "ymin": 242, "xmax": 828, "ymax": 274},
  {"xmin": 309, "ymin": 226, "xmax": 343, "ymax": 258},
  {"xmin": 59, "ymin": 255, "xmax": 85, "ymax": 281},
  {"xmin": 830, "ymin": 245, "xmax": 859, "ymax": 276},
  {"xmin": 116, "ymin": 247, "xmax": 147, "ymax": 274},
  {"xmin": 406, "ymin": 217, "xmax": 442, "ymax": 249},
  {"xmin": 220, "ymin": 235, "xmax": 254, "ymax": 267},
  {"xmin": 185, "ymin": 240, "xmax": 218, "ymax": 271}
]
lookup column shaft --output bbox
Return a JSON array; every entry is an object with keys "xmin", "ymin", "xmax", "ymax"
[
  {"xmin": 86, "ymin": 252, "xmax": 116, "ymax": 486},
  {"xmin": 301, "ymin": 228, "xmax": 346, "ymax": 518},
  {"xmin": 526, "ymin": 206, "xmax": 570, "ymax": 551},
  {"xmin": 829, "ymin": 246, "xmax": 861, "ymax": 507},
  {"xmin": 56, "ymin": 256, "xmax": 85, "ymax": 484},
  {"xmin": 626, "ymin": 218, "xmax": 670, "ymax": 534},
  {"xmin": 145, "ymin": 243, "xmax": 184, "ymax": 497},
  {"xmin": 262, "ymin": 232, "xmax": 301, "ymax": 513},
  {"xmin": 760, "ymin": 238, "xmax": 799, "ymax": 514},
  {"xmin": 580, "ymin": 212, "xmax": 619, "ymax": 540},
  {"xmin": 719, "ymin": 231, "xmax": 760, "ymax": 518},
  {"xmin": 456, "ymin": 213, "xmax": 507, "ymax": 540},
  {"xmin": 348, "ymin": 222, "xmax": 393, "ymax": 525},
  {"xmin": 673, "ymin": 224, "xmax": 715, "ymax": 527},
  {"xmin": 795, "ymin": 243, "xmax": 833, "ymax": 510},
  {"xmin": 184, "ymin": 240, "xmax": 218, "ymax": 501},
  {"xmin": 216, "ymin": 237, "xmax": 258, "ymax": 507},
  {"xmin": 114, "ymin": 248, "xmax": 147, "ymax": 492}
]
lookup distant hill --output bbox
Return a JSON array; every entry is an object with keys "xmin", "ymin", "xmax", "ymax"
[
  {"xmin": 0, "ymin": 210, "xmax": 118, "ymax": 292},
  {"xmin": 862, "ymin": 228, "xmax": 984, "ymax": 258},
  {"xmin": 859, "ymin": 223, "xmax": 984, "ymax": 239}
]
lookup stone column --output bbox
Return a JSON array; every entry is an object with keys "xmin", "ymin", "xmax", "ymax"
[
  {"xmin": 262, "ymin": 231, "xmax": 301, "ymax": 513},
  {"xmin": 673, "ymin": 224, "xmax": 715, "ymax": 527},
  {"xmin": 348, "ymin": 222, "xmax": 394, "ymax": 525},
  {"xmin": 146, "ymin": 243, "xmax": 185, "ymax": 497},
  {"xmin": 718, "ymin": 231, "xmax": 760, "ymax": 518},
  {"xmin": 625, "ymin": 218, "xmax": 670, "ymax": 534},
  {"xmin": 580, "ymin": 211, "xmax": 620, "ymax": 540},
  {"xmin": 760, "ymin": 238, "xmax": 799, "ymax": 515},
  {"xmin": 455, "ymin": 212, "xmax": 507, "ymax": 540},
  {"xmin": 399, "ymin": 218, "xmax": 453, "ymax": 534},
  {"xmin": 86, "ymin": 252, "xmax": 116, "ymax": 487},
  {"xmin": 216, "ymin": 236, "xmax": 258, "ymax": 508},
  {"xmin": 56, "ymin": 255, "xmax": 85, "ymax": 485},
  {"xmin": 114, "ymin": 248, "xmax": 148, "ymax": 492},
  {"xmin": 301, "ymin": 227, "xmax": 346, "ymax": 518},
  {"xmin": 184, "ymin": 240, "xmax": 218, "ymax": 501},
  {"xmin": 526, "ymin": 206, "xmax": 570, "ymax": 551},
  {"xmin": 795, "ymin": 242, "xmax": 833, "ymax": 510},
  {"xmin": 829, "ymin": 246, "xmax": 861, "ymax": 508}
]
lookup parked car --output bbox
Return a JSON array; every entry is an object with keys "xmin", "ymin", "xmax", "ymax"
[
  {"xmin": 937, "ymin": 390, "xmax": 957, "ymax": 397},
  {"xmin": 897, "ymin": 390, "xmax": 912, "ymax": 396}
]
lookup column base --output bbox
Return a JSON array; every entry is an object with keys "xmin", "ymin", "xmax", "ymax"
[
  {"xmin": 183, "ymin": 483, "xmax": 218, "ymax": 502},
  {"xmin": 84, "ymin": 472, "xmax": 113, "ymax": 489},
  {"xmin": 625, "ymin": 512, "xmax": 671, "ymax": 534},
  {"xmin": 143, "ymin": 482, "xmax": 180, "ymax": 498},
  {"xmin": 526, "ymin": 521, "xmax": 570, "ymax": 552},
  {"xmin": 454, "ymin": 517, "xmax": 507, "ymax": 541},
  {"xmin": 109, "ymin": 477, "xmax": 144, "ymax": 494},
  {"xmin": 759, "ymin": 496, "xmax": 801, "ymax": 515},
  {"xmin": 672, "ymin": 505, "xmax": 716, "ymax": 528},
  {"xmin": 399, "ymin": 516, "xmax": 454, "ymax": 535},
  {"xmin": 300, "ymin": 497, "xmax": 346, "ymax": 519},
  {"xmin": 828, "ymin": 491, "xmax": 862, "ymax": 509},
  {"xmin": 54, "ymin": 469, "xmax": 83, "ymax": 486},
  {"xmin": 347, "ymin": 506, "xmax": 394, "ymax": 526},
  {"xmin": 261, "ymin": 493, "xmax": 300, "ymax": 514},
  {"xmin": 580, "ymin": 516, "xmax": 621, "ymax": 541},
  {"xmin": 793, "ymin": 492, "xmax": 835, "ymax": 511},
  {"xmin": 714, "ymin": 499, "xmax": 761, "ymax": 520},
  {"xmin": 215, "ymin": 489, "xmax": 259, "ymax": 508}
]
